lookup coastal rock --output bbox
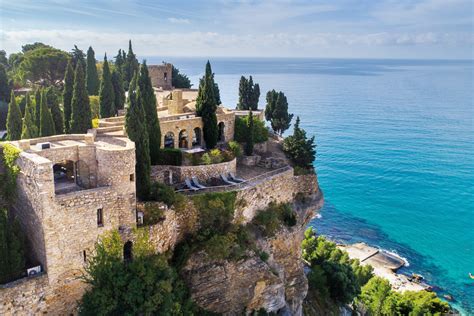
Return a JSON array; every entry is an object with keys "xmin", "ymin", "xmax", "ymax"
[{"xmin": 182, "ymin": 189, "xmax": 323, "ymax": 315}]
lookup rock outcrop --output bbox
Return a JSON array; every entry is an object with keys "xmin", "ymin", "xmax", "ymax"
[{"xmin": 182, "ymin": 190, "xmax": 324, "ymax": 315}]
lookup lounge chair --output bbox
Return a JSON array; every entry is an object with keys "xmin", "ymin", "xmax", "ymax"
[
  {"xmin": 185, "ymin": 178, "xmax": 199, "ymax": 191},
  {"xmin": 228, "ymin": 172, "xmax": 245, "ymax": 183},
  {"xmin": 220, "ymin": 174, "xmax": 237, "ymax": 185},
  {"xmin": 191, "ymin": 176, "xmax": 207, "ymax": 189}
]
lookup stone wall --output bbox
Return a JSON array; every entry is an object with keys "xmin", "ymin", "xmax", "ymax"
[
  {"xmin": 151, "ymin": 158, "xmax": 237, "ymax": 184},
  {"xmin": 0, "ymin": 273, "xmax": 86, "ymax": 315},
  {"xmin": 235, "ymin": 170, "xmax": 320, "ymax": 224},
  {"xmin": 148, "ymin": 63, "xmax": 173, "ymax": 90}
]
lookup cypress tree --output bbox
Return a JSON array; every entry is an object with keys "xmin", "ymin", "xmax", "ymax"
[
  {"xmin": 125, "ymin": 72, "xmax": 151, "ymax": 200},
  {"xmin": 0, "ymin": 209, "xmax": 26, "ymax": 284},
  {"xmin": 196, "ymin": 61, "xmax": 219, "ymax": 149},
  {"xmin": 63, "ymin": 61, "xmax": 74, "ymax": 133},
  {"xmin": 244, "ymin": 110, "xmax": 254, "ymax": 156},
  {"xmin": 99, "ymin": 54, "xmax": 115, "ymax": 118},
  {"xmin": 124, "ymin": 40, "xmax": 139, "ymax": 90},
  {"xmin": 34, "ymin": 89, "xmax": 41, "ymax": 128},
  {"xmin": 271, "ymin": 91, "xmax": 293, "ymax": 135},
  {"xmin": 49, "ymin": 93, "xmax": 64, "ymax": 134},
  {"xmin": 111, "ymin": 70, "xmax": 125, "ymax": 113},
  {"xmin": 204, "ymin": 62, "xmax": 221, "ymax": 105},
  {"xmin": 6, "ymin": 91, "xmax": 22, "ymax": 140},
  {"xmin": 21, "ymin": 92, "xmax": 38, "ymax": 139},
  {"xmin": 237, "ymin": 76, "xmax": 248, "ymax": 110},
  {"xmin": 0, "ymin": 65, "xmax": 10, "ymax": 103},
  {"xmin": 250, "ymin": 78, "xmax": 260, "ymax": 110},
  {"xmin": 39, "ymin": 90, "xmax": 55, "ymax": 137},
  {"xmin": 138, "ymin": 61, "xmax": 161, "ymax": 164},
  {"xmin": 86, "ymin": 46, "xmax": 100, "ymax": 95},
  {"xmin": 70, "ymin": 63, "xmax": 92, "ymax": 133}
]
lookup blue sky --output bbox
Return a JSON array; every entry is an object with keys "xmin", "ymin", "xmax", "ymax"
[{"xmin": 1, "ymin": 0, "xmax": 473, "ymax": 59}]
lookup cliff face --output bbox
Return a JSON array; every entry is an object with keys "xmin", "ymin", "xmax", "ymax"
[{"xmin": 182, "ymin": 191, "xmax": 324, "ymax": 315}]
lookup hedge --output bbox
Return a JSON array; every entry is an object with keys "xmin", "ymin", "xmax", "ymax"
[{"xmin": 156, "ymin": 148, "xmax": 182, "ymax": 166}]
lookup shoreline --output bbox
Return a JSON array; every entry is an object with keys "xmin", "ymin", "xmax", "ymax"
[{"xmin": 337, "ymin": 242, "xmax": 432, "ymax": 293}]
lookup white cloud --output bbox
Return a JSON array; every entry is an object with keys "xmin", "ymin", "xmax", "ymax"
[
  {"xmin": 1, "ymin": 29, "xmax": 472, "ymax": 58},
  {"xmin": 168, "ymin": 17, "xmax": 191, "ymax": 24}
]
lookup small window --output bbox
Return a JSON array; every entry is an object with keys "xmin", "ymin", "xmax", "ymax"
[
  {"xmin": 97, "ymin": 208, "xmax": 103, "ymax": 227},
  {"xmin": 164, "ymin": 72, "xmax": 168, "ymax": 81},
  {"xmin": 83, "ymin": 250, "xmax": 87, "ymax": 263},
  {"xmin": 130, "ymin": 174, "xmax": 134, "ymax": 182}
]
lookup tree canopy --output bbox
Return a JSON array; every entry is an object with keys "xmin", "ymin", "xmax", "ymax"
[
  {"xmin": 0, "ymin": 208, "xmax": 26, "ymax": 284},
  {"xmin": 237, "ymin": 75, "xmax": 260, "ymax": 110},
  {"xmin": 265, "ymin": 90, "xmax": 293, "ymax": 135},
  {"xmin": 138, "ymin": 61, "xmax": 161, "ymax": 164},
  {"xmin": 125, "ymin": 72, "xmax": 151, "ymax": 199},
  {"xmin": 283, "ymin": 116, "xmax": 316, "ymax": 169},
  {"xmin": 99, "ymin": 55, "xmax": 115, "ymax": 118},
  {"xmin": 70, "ymin": 63, "xmax": 92, "ymax": 133},
  {"xmin": 196, "ymin": 61, "xmax": 219, "ymax": 149},
  {"xmin": 244, "ymin": 110, "xmax": 254, "ymax": 156},
  {"xmin": 6, "ymin": 91, "xmax": 22, "ymax": 140},
  {"xmin": 63, "ymin": 61, "xmax": 74, "ymax": 133},
  {"xmin": 18, "ymin": 46, "xmax": 70, "ymax": 86},
  {"xmin": 39, "ymin": 90, "xmax": 56, "ymax": 137},
  {"xmin": 86, "ymin": 47, "xmax": 100, "ymax": 96},
  {"xmin": 124, "ymin": 40, "xmax": 139, "ymax": 90},
  {"xmin": 0, "ymin": 65, "xmax": 10, "ymax": 103},
  {"xmin": 70, "ymin": 45, "xmax": 86, "ymax": 71},
  {"xmin": 171, "ymin": 65, "xmax": 192, "ymax": 88},
  {"xmin": 111, "ymin": 69, "xmax": 125, "ymax": 112},
  {"xmin": 21, "ymin": 92, "xmax": 38, "ymax": 139}
]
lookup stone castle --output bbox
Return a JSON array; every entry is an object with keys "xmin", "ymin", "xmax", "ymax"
[{"xmin": 0, "ymin": 64, "xmax": 321, "ymax": 315}]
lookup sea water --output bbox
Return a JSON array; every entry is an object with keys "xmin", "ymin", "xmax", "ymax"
[{"xmin": 147, "ymin": 57, "xmax": 474, "ymax": 314}]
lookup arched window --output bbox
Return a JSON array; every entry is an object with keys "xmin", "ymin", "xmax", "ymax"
[
  {"xmin": 164, "ymin": 132, "xmax": 175, "ymax": 148},
  {"xmin": 123, "ymin": 241, "xmax": 133, "ymax": 262},
  {"xmin": 192, "ymin": 127, "xmax": 202, "ymax": 147},
  {"xmin": 179, "ymin": 130, "xmax": 188, "ymax": 148},
  {"xmin": 218, "ymin": 122, "xmax": 225, "ymax": 142}
]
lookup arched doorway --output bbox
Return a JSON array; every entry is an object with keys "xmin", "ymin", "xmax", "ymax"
[
  {"xmin": 192, "ymin": 127, "xmax": 202, "ymax": 147},
  {"xmin": 164, "ymin": 132, "xmax": 175, "ymax": 148},
  {"xmin": 218, "ymin": 122, "xmax": 225, "ymax": 142},
  {"xmin": 123, "ymin": 241, "xmax": 133, "ymax": 262},
  {"xmin": 179, "ymin": 130, "xmax": 188, "ymax": 148}
]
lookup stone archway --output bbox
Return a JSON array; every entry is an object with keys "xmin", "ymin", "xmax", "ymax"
[
  {"xmin": 192, "ymin": 127, "xmax": 202, "ymax": 147},
  {"xmin": 218, "ymin": 122, "xmax": 225, "ymax": 142},
  {"xmin": 179, "ymin": 130, "xmax": 189, "ymax": 148},
  {"xmin": 164, "ymin": 132, "xmax": 175, "ymax": 148}
]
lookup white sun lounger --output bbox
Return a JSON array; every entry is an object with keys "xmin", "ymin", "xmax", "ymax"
[
  {"xmin": 220, "ymin": 174, "xmax": 237, "ymax": 185},
  {"xmin": 185, "ymin": 178, "xmax": 199, "ymax": 191},
  {"xmin": 191, "ymin": 176, "xmax": 207, "ymax": 189},
  {"xmin": 229, "ymin": 172, "xmax": 245, "ymax": 183}
]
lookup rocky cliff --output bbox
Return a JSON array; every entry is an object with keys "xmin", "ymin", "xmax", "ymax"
[{"xmin": 182, "ymin": 190, "xmax": 324, "ymax": 315}]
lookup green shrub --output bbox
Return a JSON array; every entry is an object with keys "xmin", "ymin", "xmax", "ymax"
[
  {"xmin": 294, "ymin": 166, "xmax": 314, "ymax": 176},
  {"xmin": 200, "ymin": 153, "xmax": 212, "ymax": 165},
  {"xmin": 156, "ymin": 148, "xmax": 182, "ymax": 166},
  {"xmin": 252, "ymin": 203, "xmax": 297, "ymax": 236},
  {"xmin": 221, "ymin": 150, "xmax": 234, "ymax": 162},
  {"xmin": 258, "ymin": 251, "xmax": 269, "ymax": 262},
  {"xmin": 209, "ymin": 148, "xmax": 222, "ymax": 164},
  {"xmin": 148, "ymin": 181, "xmax": 180, "ymax": 207},
  {"xmin": 142, "ymin": 202, "xmax": 165, "ymax": 226},
  {"xmin": 228, "ymin": 141, "xmax": 242, "ymax": 157},
  {"xmin": 203, "ymin": 233, "xmax": 235, "ymax": 260},
  {"xmin": 235, "ymin": 116, "xmax": 268, "ymax": 144},
  {"xmin": 89, "ymin": 95, "xmax": 100, "ymax": 119}
]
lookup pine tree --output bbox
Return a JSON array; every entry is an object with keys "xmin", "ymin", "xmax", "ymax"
[
  {"xmin": 244, "ymin": 110, "xmax": 254, "ymax": 156},
  {"xmin": 39, "ymin": 90, "xmax": 55, "ymax": 137},
  {"xmin": 99, "ymin": 54, "xmax": 115, "ymax": 118},
  {"xmin": 21, "ymin": 92, "xmax": 38, "ymax": 139},
  {"xmin": 34, "ymin": 89, "xmax": 41, "ymax": 128},
  {"xmin": 138, "ymin": 61, "xmax": 161, "ymax": 164},
  {"xmin": 124, "ymin": 40, "xmax": 139, "ymax": 90},
  {"xmin": 0, "ymin": 65, "xmax": 10, "ymax": 103},
  {"xmin": 6, "ymin": 91, "xmax": 22, "ymax": 140},
  {"xmin": 111, "ymin": 70, "xmax": 125, "ymax": 113},
  {"xmin": 63, "ymin": 61, "xmax": 74, "ymax": 133},
  {"xmin": 70, "ymin": 63, "xmax": 92, "ymax": 133},
  {"xmin": 86, "ymin": 46, "xmax": 100, "ymax": 96},
  {"xmin": 282, "ymin": 116, "xmax": 316, "ymax": 169},
  {"xmin": 70, "ymin": 45, "xmax": 86, "ymax": 71},
  {"xmin": 196, "ymin": 61, "xmax": 219, "ymax": 149},
  {"xmin": 125, "ymin": 72, "xmax": 151, "ymax": 200}
]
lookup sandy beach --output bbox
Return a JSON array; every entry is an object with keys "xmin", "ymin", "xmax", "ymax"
[{"xmin": 338, "ymin": 243, "xmax": 430, "ymax": 292}]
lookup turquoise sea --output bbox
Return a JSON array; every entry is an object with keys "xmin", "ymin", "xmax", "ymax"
[{"xmin": 148, "ymin": 57, "xmax": 474, "ymax": 314}]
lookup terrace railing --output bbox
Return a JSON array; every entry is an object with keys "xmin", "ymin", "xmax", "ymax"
[{"xmin": 176, "ymin": 165, "xmax": 293, "ymax": 195}]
